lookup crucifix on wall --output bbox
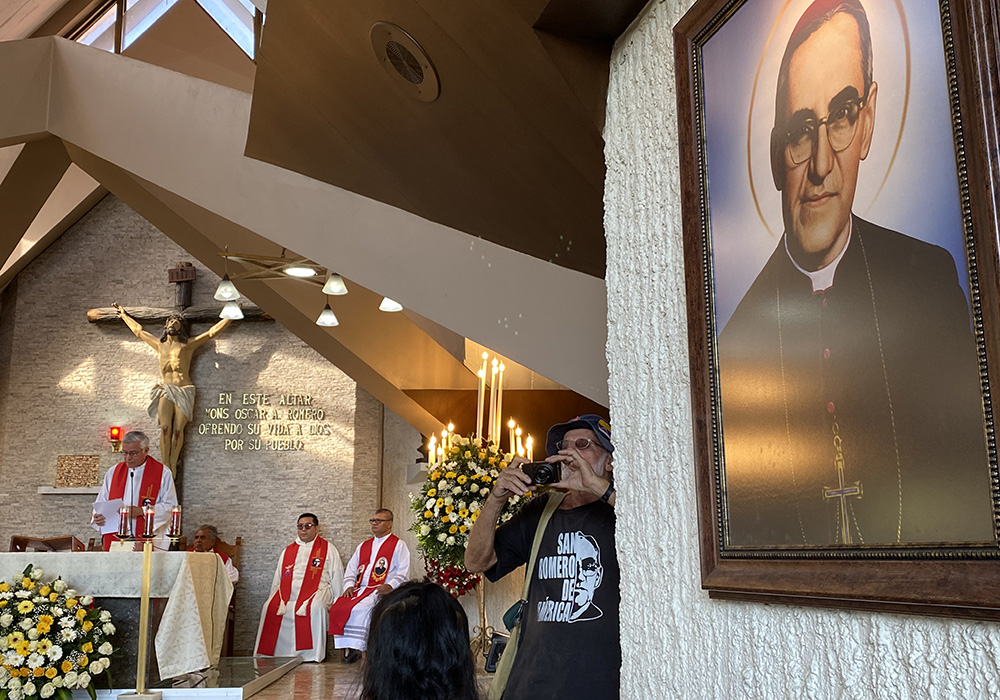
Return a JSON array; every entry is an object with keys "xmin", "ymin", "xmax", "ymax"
[{"xmin": 87, "ymin": 261, "xmax": 268, "ymax": 474}]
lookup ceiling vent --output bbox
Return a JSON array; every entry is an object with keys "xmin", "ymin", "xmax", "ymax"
[{"xmin": 370, "ymin": 22, "xmax": 440, "ymax": 102}]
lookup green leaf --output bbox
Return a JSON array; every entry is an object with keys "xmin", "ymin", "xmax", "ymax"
[
  {"xmin": 87, "ymin": 683, "xmax": 97, "ymax": 700},
  {"xmin": 55, "ymin": 689, "xmax": 73, "ymax": 700},
  {"xmin": 21, "ymin": 564, "xmax": 33, "ymax": 577},
  {"xmin": 0, "ymin": 687, "xmax": 8, "ymax": 700}
]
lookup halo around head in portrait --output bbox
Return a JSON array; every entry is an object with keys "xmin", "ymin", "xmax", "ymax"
[
  {"xmin": 360, "ymin": 580, "xmax": 479, "ymax": 700},
  {"xmin": 545, "ymin": 414, "xmax": 614, "ymax": 456}
]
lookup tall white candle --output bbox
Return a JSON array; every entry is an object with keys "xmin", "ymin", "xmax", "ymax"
[
  {"xmin": 495, "ymin": 363, "xmax": 505, "ymax": 444},
  {"xmin": 476, "ymin": 369, "xmax": 486, "ymax": 441},
  {"xmin": 428, "ymin": 435, "xmax": 436, "ymax": 466},
  {"xmin": 526, "ymin": 436, "xmax": 533, "ymax": 461},
  {"xmin": 508, "ymin": 419, "xmax": 516, "ymax": 456},
  {"xmin": 488, "ymin": 359, "xmax": 499, "ymax": 443}
]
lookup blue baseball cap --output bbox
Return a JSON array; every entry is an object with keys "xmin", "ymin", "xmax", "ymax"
[{"xmin": 545, "ymin": 414, "xmax": 614, "ymax": 456}]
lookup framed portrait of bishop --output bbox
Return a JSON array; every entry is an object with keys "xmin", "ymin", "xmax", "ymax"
[{"xmin": 676, "ymin": 0, "xmax": 1000, "ymax": 618}]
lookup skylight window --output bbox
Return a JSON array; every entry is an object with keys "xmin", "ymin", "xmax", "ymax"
[
  {"xmin": 196, "ymin": 0, "xmax": 255, "ymax": 58},
  {"xmin": 74, "ymin": 0, "xmax": 258, "ymax": 58}
]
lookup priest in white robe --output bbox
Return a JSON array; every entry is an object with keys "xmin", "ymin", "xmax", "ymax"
[
  {"xmin": 329, "ymin": 508, "xmax": 410, "ymax": 654},
  {"xmin": 91, "ymin": 430, "xmax": 178, "ymax": 550},
  {"xmin": 255, "ymin": 513, "xmax": 344, "ymax": 662}
]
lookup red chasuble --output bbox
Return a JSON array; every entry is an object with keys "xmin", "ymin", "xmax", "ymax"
[
  {"xmin": 101, "ymin": 458, "xmax": 165, "ymax": 551},
  {"xmin": 328, "ymin": 534, "xmax": 399, "ymax": 636},
  {"xmin": 257, "ymin": 537, "xmax": 330, "ymax": 655}
]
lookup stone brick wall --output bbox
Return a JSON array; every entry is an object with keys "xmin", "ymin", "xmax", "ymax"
[{"xmin": 0, "ymin": 195, "xmax": 388, "ymax": 655}]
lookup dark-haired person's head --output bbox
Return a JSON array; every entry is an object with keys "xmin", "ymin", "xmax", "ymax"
[
  {"xmin": 770, "ymin": 0, "xmax": 878, "ymax": 272},
  {"xmin": 361, "ymin": 580, "xmax": 479, "ymax": 700},
  {"xmin": 297, "ymin": 513, "xmax": 319, "ymax": 543}
]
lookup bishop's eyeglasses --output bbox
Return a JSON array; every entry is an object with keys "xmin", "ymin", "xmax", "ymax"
[{"xmin": 781, "ymin": 86, "xmax": 869, "ymax": 166}]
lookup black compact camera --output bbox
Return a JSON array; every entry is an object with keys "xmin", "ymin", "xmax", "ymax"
[{"xmin": 520, "ymin": 461, "xmax": 561, "ymax": 485}]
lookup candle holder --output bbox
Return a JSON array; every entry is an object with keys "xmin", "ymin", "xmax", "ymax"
[
  {"xmin": 117, "ymin": 505, "xmax": 131, "ymax": 540},
  {"xmin": 167, "ymin": 505, "xmax": 183, "ymax": 551},
  {"xmin": 142, "ymin": 505, "xmax": 156, "ymax": 540}
]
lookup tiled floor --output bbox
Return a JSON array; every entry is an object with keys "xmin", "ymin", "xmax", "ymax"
[
  {"xmin": 250, "ymin": 661, "xmax": 363, "ymax": 700},
  {"xmin": 248, "ymin": 657, "xmax": 494, "ymax": 700}
]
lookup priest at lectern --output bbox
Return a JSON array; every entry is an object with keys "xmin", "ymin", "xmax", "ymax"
[
  {"xmin": 255, "ymin": 513, "xmax": 343, "ymax": 662},
  {"xmin": 91, "ymin": 430, "xmax": 178, "ymax": 550}
]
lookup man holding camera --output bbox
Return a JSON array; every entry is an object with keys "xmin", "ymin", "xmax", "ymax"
[{"xmin": 465, "ymin": 414, "xmax": 620, "ymax": 700}]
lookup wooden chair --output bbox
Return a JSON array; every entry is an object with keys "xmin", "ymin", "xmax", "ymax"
[
  {"xmin": 86, "ymin": 537, "xmax": 101, "ymax": 551},
  {"xmin": 9, "ymin": 535, "xmax": 85, "ymax": 552}
]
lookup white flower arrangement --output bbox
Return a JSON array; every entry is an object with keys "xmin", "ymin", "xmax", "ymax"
[
  {"xmin": 0, "ymin": 566, "xmax": 116, "ymax": 700},
  {"xmin": 409, "ymin": 435, "xmax": 530, "ymax": 596}
]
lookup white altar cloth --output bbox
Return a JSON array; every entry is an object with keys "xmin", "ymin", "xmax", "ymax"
[{"xmin": 0, "ymin": 551, "xmax": 233, "ymax": 679}]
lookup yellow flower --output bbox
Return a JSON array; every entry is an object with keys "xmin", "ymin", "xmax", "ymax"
[
  {"xmin": 479, "ymin": 450, "xmax": 487, "ymax": 459},
  {"xmin": 445, "ymin": 505, "xmax": 454, "ymax": 513},
  {"xmin": 499, "ymin": 461, "xmax": 508, "ymax": 469},
  {"xmin": 61, "ymin": 660, "xmax": 73, "ymax": 673},
  {"xmin": 45, "ymin": 668, "xmax": 57, "ymax": 679},
  {"xmin": 9, "ymin": 632, "xmax": 24, "ymax": 644},
  {"xmin": 445, "ymin": 471, "xmax": 457, "ymax": 479},
  {"xmin": 39, "ymin": 586, "xmax": 50, "ymax": 597},
  {"xmin": 65, "ymin": 599, "xmax": 78, "ymax": 609},
  {"xmin": 78, "ymin": 655, "xmax": 89, "ymax": 667},
  {"xmin": 36, "ymin": 622, "xmax": 50, "ymax": 635},
  {"xmin": 15, "ymin": 640, "xmax": 30, "ymax": 657},
  {"xmin": 450, "ymin": 446, "xmax": 459, "ymax": 454},
  {"xmin": 82, "ymin": 642, "xmax": 93, "ymax": 654},
  {"xmin": 48, "ymin": 593, "xmax": 57, "ymax": 603},
  {"xmin": 17, "ymin": 601, "xmax": 33, "ymax": 614},
  {"xmin": 37, "ymin": 640, "xmax": 51, "ymax": 655},
  {"xmin": 39, "ymin": 615, "xmax": 53, "ymax": 626},
  {"xmin": 472, "ymin": 512, "xmax": 479, "ymax": 522},
  {"xmin": 481, "ymin": 476, "xmax": 492, "ymax": 484},
  {"xmin": 464, "ymin": 450, "xmax": 472, "ymax": 458},
  {"xmin": 441, "ymin": 514, "xmax": 450, "ymax": 523},
  {"xmin": 448, "ymin": 525, "xmax": 458, "ymax": 534},
  {"xmin": 0, "ymin": 600, "xmax": 7, "ymax": 607},
  {"xmin": 82, "ymin": 621, "xmax": 93, "ymax": 633},
  {"xmin": 430, "ymin": 471, "xmax": 441, "ymax": 480},
  {"xmin": 423, "ymin": 510, "xmax": 433, "ymax": 518},
  {"xmin": 0, "ymin": 582, "xmax": 9, "ymax": 592},
  {"xmin": 21, "ymin": 577, "xmax": 34, "ymax": 590},
  {"xmin": 457, "ymin": 475, "xmax": 468, "ymax": 484},
  {"xmin": 459, "ymin": 525, "xmax": 468, "ymax": 533},
  {"xmin": 435, "ymin": 498, "xmax": 444, "ymax": 508},
  {"xmin": 75, "ymin": 608, "xmax": 87, "ymax": 621},
  {"xmin": 20, "ymin": 667, "xmax": 31, "ymax": 677},
  {"xmin": 459, "ymin": 508, "xmax": 469, "ymax": 518},
  {"xmin": 33, "ymin": 667, "xmax": 44, "ymax": 677},
  {"xmin": 488, "ymin": 457, "xmax": 496, "ymax": 466},
  {"xmin": 426, "ymin": 488, "xmax": 436, "ymax": 497}
]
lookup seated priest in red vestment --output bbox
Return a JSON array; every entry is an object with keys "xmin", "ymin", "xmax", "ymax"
[
  {"xmin": 91, "ymin": 430, "xmax": 178, "ymax": 550},
  {"xmin": 191, "ymin": 524, "xmax": 239, "ymax": 583},
  {"xmin": 329, "ymin": 508, "xmax": 410, "ymax": 660},
  {"xmin": 255, "ymin": 513, "xmax": 343, "ymax": 663}
]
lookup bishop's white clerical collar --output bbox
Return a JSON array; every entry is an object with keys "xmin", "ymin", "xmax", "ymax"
[{"xmin": 784, "ymin": 220, "xmax": 853, "ymax": 293}]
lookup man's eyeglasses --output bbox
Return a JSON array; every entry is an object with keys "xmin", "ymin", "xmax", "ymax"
[
  {"xmin": 297, "ymin": 523, "xmax": 315, "ymax": 530},
  {"xmin": 782, "ymin": 88, "xmax": 868, "ymax": 166},
  {"xmin": 123, "ymin": 450, "xmax": 144, "ymax": 457},
  {"xmin": 369, "ymin": 519, "xmax": 392, "ymax": 524},
  {"xmin": 556, "ymin": 438, "xmax": 599, "ymax": 451}
]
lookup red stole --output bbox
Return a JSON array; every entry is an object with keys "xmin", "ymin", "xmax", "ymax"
[
  {"xmin": 328, "ymin": 534, "xmax": 399, "ymax": 636},
  {"xmin": 256, "ymin": 537, "xmax": 329, "ymax": 655},
  {"xmin": 212, "ymin": 546, "xmax": 231, "ymax": 564},
  {"xmin": 102, "ymin": 459, "xmax": 165, "ymax": 551}
]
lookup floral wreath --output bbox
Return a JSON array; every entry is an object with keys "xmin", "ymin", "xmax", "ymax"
[
  {"xmin": 410, "ymin": 436, "xmax": 530, "ymax": 596},
  {"xmin": 0, "ymin": 565, "xmax": 116, "ymax": 700}
]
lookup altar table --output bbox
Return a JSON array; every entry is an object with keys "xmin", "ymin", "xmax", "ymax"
[{"xmin": 0, "ymin": 551, "xmax": 233, "ymax": 679}]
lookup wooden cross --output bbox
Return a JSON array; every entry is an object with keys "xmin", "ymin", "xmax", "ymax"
[
  {"xmin": 823, "ymin": 452, "xmax": 863, "ymax": 545},
  {"xmin": 86, "ymin": 262, "xmax": 270, "ymax": 325}
]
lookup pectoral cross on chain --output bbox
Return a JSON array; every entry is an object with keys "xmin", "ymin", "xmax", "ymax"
[{"xmin": 823, "ymin": 432, "xmax": 862, "ymax": 544}]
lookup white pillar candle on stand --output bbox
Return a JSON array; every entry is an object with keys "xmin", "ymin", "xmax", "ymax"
[
  {"xmin": 495, "ymin": 363, "xmax": 505, "ymax": 444},
  {"xmin": 488, "ymin": 359, "xmax": 499, "ymax": 443}
]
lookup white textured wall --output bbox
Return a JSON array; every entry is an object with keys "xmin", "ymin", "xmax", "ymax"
[{"xmin": 604, "ymin": 2, "xmax": 1000, "ymax": 698}]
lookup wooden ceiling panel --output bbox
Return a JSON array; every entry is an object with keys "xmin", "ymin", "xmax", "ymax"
[{"xmin": 245, "ymin": 0, "xmax": 626, "ymax": 278}]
